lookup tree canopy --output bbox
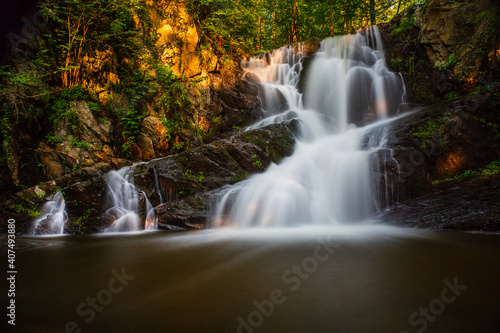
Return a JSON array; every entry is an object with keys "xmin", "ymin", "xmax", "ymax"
[{"xmin": 186, "ymin": 0, "xmax": 424, "ymax": 54}]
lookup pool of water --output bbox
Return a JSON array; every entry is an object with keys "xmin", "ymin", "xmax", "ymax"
[{"xmin": 2, "ymin": 225, "xmax": 500, "ymax": 332}]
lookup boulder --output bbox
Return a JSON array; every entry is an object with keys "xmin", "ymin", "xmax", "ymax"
[
  {"xmin": 380, "ymin": 174, "xmax": 500, "ymax": 232},
  {"xmin": 366, "ymin": 89, "xmax": 500, "ymax": 208},
  {"xmin": 380, "ymin": 0, "xmax": 500, "ymax": 103}
]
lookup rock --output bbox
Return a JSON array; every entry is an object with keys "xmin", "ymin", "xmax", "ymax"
[
  {"xmin": 0, "ymin": 120, "xmax": 298, "ymax": 234},
  {"xmin": 111, "ymin": 158, "xmax": 133, "ymax": 169},
  {"xmin": 380, "ymin": 0, "xmax": 499, "ymax": 103},
  {"xmin": 134, "ymin": 120, "xmax": 299, "ymax": 208},
  {"xmin": 0, "ymin": 163, "xmax": 112, "ymax": 234},
  {"xmin": 55, "ymin": 144, "xmax": 80, "ymax": 165},
  {"xmin": 366, "ymin": 91, "xmax": 500, "ymax": 206},
  {"xmin": 141, "ymin": 116, "xmax": 169, "ymax": 156},
  {"xmin": 380, "ymin": 174, "xmax": 500, "ymax": 231},
  {"xmin": 70, "ymin": 100, "xmax": 111, "ymax": 144},
  {"xmin": 155, "ymin": 191, "xmax": 217, "ymax": 230},
  {"xmin": 216, "ymin": 79, "xmax": 262, "ymax": 131},
  {"xmin": 152, "ymin": 1, "xmax": 200, "ymax": 78},
  {"xmin": 135, "ymin": 134, "xmax": 156, "ymax": 160},
  {"xmin": 38, "ymin": 143, "xmax": 67, "ymax": 179}
]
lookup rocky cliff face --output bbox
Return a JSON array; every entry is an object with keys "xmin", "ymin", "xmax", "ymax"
[
  {"xmin": 380, "ymin": 0, "xmax": 499, "ymax": 103},
  {"xmin": 0, "ymin": 120, "xmax": 297, "ymax": 234},
  {"xmin": 0, "ymin": 0, "xmax": 260, "ymax": 193}
]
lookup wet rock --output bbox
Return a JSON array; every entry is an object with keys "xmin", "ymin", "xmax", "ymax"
[
  {"xmin": 211, "ymin": 79, "xmax": 262, "ymax": 132},
  {"xmin": 38, "ymin": 143, "xmax": 68, "ymax": 179},
  {"xmin": 364, "ymin": 88, "xmax": 500, "ymax": 224},
  {"xmin": 380, "ymin": 0, "xmax": 500, "ymax": 103},
  {"xmin": 135, "ymin": 134, "xmax": 157, "ymax": 160},
  {"xmin": 0, "ymin": 163, "xmax": 112, "ymax": 234},
  {"xmin": 134, "ymin": 120, "xmax": 298, "ymax": 208},
  {"xmin": 111, "ymin": 158, "xmax": 133, "ymax": 169},
  {"xmin": 70, "ymin": 100, "xmax": 112, "ymax": 144},
  {"xmin": 154, "ymin": 191, "xmax": 218, "ymax": 230},
  {"xmin": 380, "ymin": 174, "xmax": 500, "ymax": 232}
]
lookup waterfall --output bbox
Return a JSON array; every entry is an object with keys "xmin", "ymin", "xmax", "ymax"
[
  {"xmin": 153, "ymin": 167, "xmax": 164, "ymax": 205},
  {"xmin": 211, "ymin": 26, "xmax": 405, "ymax": 228},
  {"xmin": 103, "ymin": 166, "xmax": 156, "ymax": 232},
  {"xmin": 31, "ymin": 191, "xmax": 68, "ymax": 235}
]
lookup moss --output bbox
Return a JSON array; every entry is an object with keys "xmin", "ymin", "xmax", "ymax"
[
  {"xmin": 391, "ymin": 18, "xmax": 415, "ymax": 38},
  {"xmin": 433, "ymin": 161, "xmax": 500, "ymax": 185},
  {"xmin": 69, "ymin": 209, "xmax": 91, "ymax": 233},
  {"xmin": 410, "ymin": 115, "xmax": 449, "ymax": 148},
  {"xmin": 231, "ymin": 171, "xmax": 249, "ymax": 183},
  {"xmin": 444, "ymin": 91, "xmax": 460, "ymax": 100},
  {"xmin": 252, "ymin": 154, "xmax": 264, "ymax": 169}
]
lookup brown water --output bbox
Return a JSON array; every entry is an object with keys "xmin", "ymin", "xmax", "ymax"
[{"xmin": 2, "ymin": 225, "xmax": 500, "ymax": 333}]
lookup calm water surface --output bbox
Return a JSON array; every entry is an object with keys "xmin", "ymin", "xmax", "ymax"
[{"xmin": 2, "ymin": 225, "xmax": 500, "ymax": 333}]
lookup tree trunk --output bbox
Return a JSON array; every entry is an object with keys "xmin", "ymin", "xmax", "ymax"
[
  {"xmin": 291, "ymin": 0, "xmax": 300, "ymax": 43},
  {"xmin": 369, "ymin": 0, "xmax": 376, "ymax": 25},
  {"xmin": 329, "ymin": 2, "xmax": 335, "ymax": 36},
  {"xmin": 396, "ymin": 0, "xmax": 402, "ymax": 15}
]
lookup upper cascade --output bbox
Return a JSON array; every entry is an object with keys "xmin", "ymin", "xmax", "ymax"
[
  {"xmin": 243, "ymin": 26, "xmax": 405, "ymax": 140},
  {"xmin": 211, "ymin": 26, "xmax": 405, "ymax": 228}
]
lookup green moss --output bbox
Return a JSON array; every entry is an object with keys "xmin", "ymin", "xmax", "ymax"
[
  {"xmin": 69, "ymin": 209, "xmax": 91, "ymax": 232},
  {"xmin": 231, "ymin": 171, "xmax": 249, "ymax": 183},
  {"xmin": 432, "ymin": 160, "xmax": 500, "ymax": 185},
  {"xmin": 390, "ymin": 56, "xmax": 404, "ymax": 68},
  {"xmin": 391, "ymin": 18, "xmax": 415, "ymax": 38},
  {"xmin": 444, "ymin": 91, "xmax": 460, "ymax": 100},
  {"xmin": 252, "ymin": 154, "xmax": 264, "ymax": 169},
  {"xmin": 410, "ymin": 116, "xmax": 448, "ymax": 148}
]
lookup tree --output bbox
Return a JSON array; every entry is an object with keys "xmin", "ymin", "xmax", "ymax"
[
  {"xmin": 40, "ymin": 0, "xmax": 143, "ymax": 87},
  {"xmin": 291, "ymin": 0, "xmax": 300, "ymax": 42}
]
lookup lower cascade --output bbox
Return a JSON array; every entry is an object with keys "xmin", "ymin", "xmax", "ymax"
[
  {"xmin": 30, "ymin": 191, "xmax": 68, "ymax": 235},
  {"xmin": 212, "ymin": 26, "xmax": 405, "ymax": 228},
  {"xmin": 104, "ymin": 166, "xmax": 157, "ymax": 232}
]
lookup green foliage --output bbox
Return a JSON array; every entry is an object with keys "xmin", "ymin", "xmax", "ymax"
[
  {"xmin": 390, "ymin": 56, "xmax": 404, "ymax": 68},
  {"xmin": 252, "ymin": 154, "xmax": 264, "ymax": 169},
  {"xmin": 184, "ymin": 169, "xmax": 205, "ymax": 182},
  {"xmin": 391, "ymin": 17, "xmax": 415, "ymax": 38},
  {"xmin": 40, "ymin": 0, "xmax": 148, "ymax": 87},
  {"xmin": 186, "ymin": 0, "xmax": 422, "ymax": 54},
  {"xmin": 109, "ymin": 62, "xmax": 192, "ymax": 156},
  {"xmin": 433, "ymin": 161, "xmax": 500, "ymax": 185},
  {"xmin": 448, "ymin": 53, "xmax": 457, "ymax": 66},
  {"xmin": 410, "ymin": 116, "xmax": 448, "ymax": 148},
  {"xmin": 46, "ymin": 135, "xmax": 64, "ymax": 144},
  {"xmin": 444, "ymin": 91, "xmax": 460, "ymax": 100},
  {"xmin": 14, "ymin": 201, "xmax": 41, "ymax": 217},
  {"xmin": 27, "ymin": 208, "xmax": 42, "ymax": 218},
  {"xmin": 195, "ymin": 171, "xmax": 205, "ymax": 182},
  {"xmin": 69, "ymin": 209, "xmax": 91, "ymax": 232}
]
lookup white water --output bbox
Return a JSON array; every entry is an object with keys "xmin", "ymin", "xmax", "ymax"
[
  {"xmin": 212, "ymin": 26, "xmax": 405, "ymax": 228},
  {"xmin": 31, "ymin": 191, "xmax": 68, "ymax": 235},
  {"xmin": 104, "ymin": 166, "xmax": 157, "ymax": 232}
]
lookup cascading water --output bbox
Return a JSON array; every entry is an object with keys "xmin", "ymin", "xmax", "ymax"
[
  {"xmin": 31, "ymin": 191, "xmax": 68, "ymax": 235},
  {"xmin": 104, "ymin": 166, "xmax": 157, "ymax": 231},
  {"xmin": 212, "ymin": 26, "xmax": 405, "ymax": 228}
]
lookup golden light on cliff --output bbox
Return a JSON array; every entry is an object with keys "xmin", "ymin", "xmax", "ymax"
[{"xmin": 436, "ymin": 151, "xmax": 466, "ymax": 178}]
